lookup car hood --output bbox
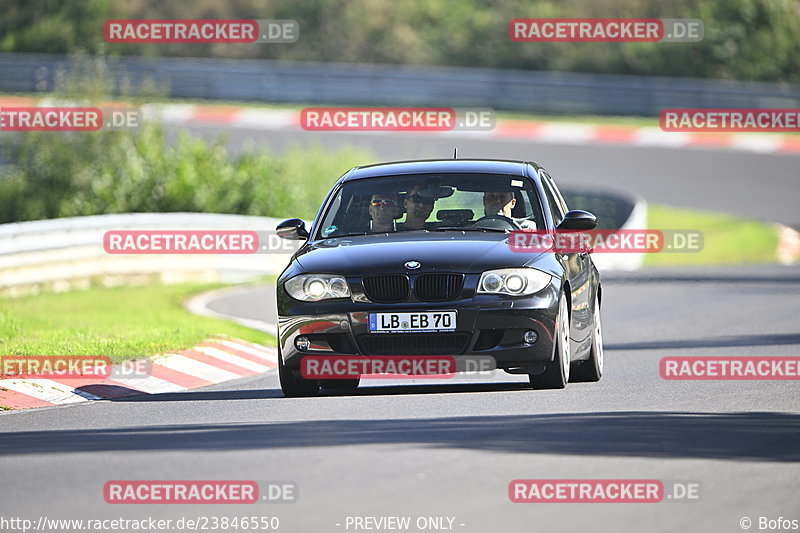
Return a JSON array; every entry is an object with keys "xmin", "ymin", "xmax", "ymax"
[{"xmin": 293, "ymin": 232, "xmax": 544, "ymax": 276}]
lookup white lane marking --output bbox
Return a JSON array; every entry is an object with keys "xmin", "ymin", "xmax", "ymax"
[
  {"xmin": 536, "ymin": 123, "xmax": 595, "ymax": 143},
  {"xmin": 731, "ymin": 134, "xmax": 783, "ymax": 153},
  {"xmin": 154, "ymin": 353, "xmax": 242, "ymax": 383},
  {"xmin": 194, "ymin": 345, "xmax": 271, "ymax": 373},
  {"xmin": 141, "ymin": 104, "xmax": 196, "ymax": 124},
  {"xmin": 184, "ymin": 287, "xmax": 278, "ymax": 337},
  {"xmin": 214, "ymin": 339, "xmax": 278, "ymax": 364},
  {"xmin": 219, "ymin": 337, "xmax": 276, "ymax": 356},
  {"xmin": 0, "ymin": 379, "xmax": 97, "ymax": 404},
  {"xmin": 438, "ymin": 129, "xmax": 495, "ymax": 138},
  {"xmin": 633, "ymin": 128, "xmax": 690, "ymax": 147},
  {"xmin": 111, "ymin": 375, "xmax": 187, "ymax": 394},
  {"xmin": 777, "ymin": 224, "xmax": 800, "ymax": 265},
  {"xmin": 235, "ymin": 109, "xmax": 299, "ymax": 129}
]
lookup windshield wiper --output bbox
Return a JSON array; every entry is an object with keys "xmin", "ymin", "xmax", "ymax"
[{"xmin": 318, "ymin": 232, "xmax": 369, "ymax": 238}]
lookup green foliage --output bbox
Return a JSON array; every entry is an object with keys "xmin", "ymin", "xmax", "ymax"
[
  {"xmin": 0, "ymin": 0, "xmax": 111, "ymax": 55},
  {"xmin": 0, "ymin": 126, "xmax": 371, "ymax": 223},
  {"xmin": 1, "ymin": 0, "xmax": 798, "ymax": 83}
]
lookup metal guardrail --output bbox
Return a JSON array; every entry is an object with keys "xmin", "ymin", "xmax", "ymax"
[
  {"xmin": 1, "ymin": 53, "xmax": 798, "ymax": 116},
  {"xmin": 0, "ymin": 213, "xmax": 296, "ymax": 296}
]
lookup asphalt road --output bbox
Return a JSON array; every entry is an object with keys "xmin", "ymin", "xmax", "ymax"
[{"xmin": 2, "ymin": 265, "xmax": 799, "ymax": 533}]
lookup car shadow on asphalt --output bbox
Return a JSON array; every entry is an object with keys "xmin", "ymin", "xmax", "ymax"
[
  {"xmin": 605, "ymin": 333, "xmax": 800, "ymax": 350},
  {"xmin": 102, "ymin": 381, "xmax": 533, "ymax": 403},
  {"xmin": 2, "ymin": 410, "xmax": 799, "ymax": 462}
]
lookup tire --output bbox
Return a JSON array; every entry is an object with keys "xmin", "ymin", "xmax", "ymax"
[
  {"xmin": 530, "ymin": 293, "xmax": 570, "ymax": 389},
  {"xmin": 278, "ymin": 350, "xmax": 320, "ymax": 398},
  {"xmin": 571, "ymin": 293, "xmax": 603, "ymax": 383},
  {"xmin": 319, "ymin": 378, "xmax": 361, "ymax": 390}
]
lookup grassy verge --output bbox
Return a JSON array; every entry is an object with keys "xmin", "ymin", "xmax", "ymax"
[
  {"xmin": 0, "ymin": 282, "xmax": 274, "ymax": 363},
  {"xmin": 644, "ymin": 205, "xmax": 779, "ymax": 267}
]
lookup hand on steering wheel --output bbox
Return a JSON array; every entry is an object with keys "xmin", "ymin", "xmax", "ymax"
[{"xmin": 471, "ymin": 215, "xmax": 521, "ymax": 231}]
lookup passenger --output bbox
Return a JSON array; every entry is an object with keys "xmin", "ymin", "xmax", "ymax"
[
  {"xmin": 398, "ymin": 184, "xmax": 436, "ymax": 230},
  {"xmin": 368, "ymin": 192, "xmax": 400, "ymax": 232}
]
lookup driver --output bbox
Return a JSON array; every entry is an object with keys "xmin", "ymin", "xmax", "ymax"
[
  {"xmin": 482, "ymin": 191, "xmax": 537, "ymax": 229},
  {"xmin": 483, "ymin": 191, "xmax": 516, "ymax": 218},
  {"xmin": 368, "ymin": 192, "xmax": 400, "ymax": 232}
]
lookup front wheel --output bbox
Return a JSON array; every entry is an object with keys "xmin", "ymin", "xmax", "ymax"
[
  {"xmin": 571, "ymin": 293, "xmax": 603, "ymax": 382},
  {"xmin": 279, "ymin": 350, "xmax": 320, "ymax": 397},
  {"xmin": 530, "ymin": 293, "xmax": 570, "ymax": 389}
]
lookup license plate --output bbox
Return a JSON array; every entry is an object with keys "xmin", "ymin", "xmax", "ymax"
[{"xmin": 369, "ymin": 311, "xmax": 456, "ymax": 333}]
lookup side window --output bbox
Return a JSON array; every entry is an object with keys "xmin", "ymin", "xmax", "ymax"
[{"xmin": 540, "ymin": 173, "xmax": 564, "ymax": 225}]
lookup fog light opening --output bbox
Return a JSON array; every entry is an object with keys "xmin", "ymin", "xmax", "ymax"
[
  {"xmin": 523, "ymin": 330, "xmax": 538, "ymax": 345},
  {"xmin": 295, "ymin": 336, "xmax": 310, "ymax": 351}
]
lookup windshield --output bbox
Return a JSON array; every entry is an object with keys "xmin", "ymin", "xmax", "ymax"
[{"xmin": 314, "ymin": 173, "xmax": 544, "ymax": 239}]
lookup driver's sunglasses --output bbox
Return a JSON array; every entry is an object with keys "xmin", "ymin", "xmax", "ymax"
[
  {"xmin": 370, "ymin": 199, "xmax": 398, "ymax": 207},
  {"xmin": 407, "ymin": 194, "xmax": 435, "ymax": 205}
]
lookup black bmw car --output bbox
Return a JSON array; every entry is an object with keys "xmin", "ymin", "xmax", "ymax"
[{"xmin": 275, "ymin": 159, "xmax": 603, "ymax": 397}]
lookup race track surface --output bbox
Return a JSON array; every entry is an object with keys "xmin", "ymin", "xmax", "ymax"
[{"xmin": 2, "ymin": 265, "xmax": 798, "ymax": 532}]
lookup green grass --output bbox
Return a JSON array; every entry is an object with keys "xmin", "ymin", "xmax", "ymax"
[
  {"xmin": 0, "ymin": 282, "xmax": 274, "ymax": 363},
  {"xmin": 644, "ymin": 204, "xmax": 779, "ymax": 267}
]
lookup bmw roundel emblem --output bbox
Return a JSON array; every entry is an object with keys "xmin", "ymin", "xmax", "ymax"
[{"xmin": 404, "ymin": 260, "xmax": 421, "ymax": 269}]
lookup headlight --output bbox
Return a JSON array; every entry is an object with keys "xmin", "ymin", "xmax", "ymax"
[
  {"xmin": 285, "ymin": 274, "xmax": 351, "ymax": 301},
  {"xmin": 477, "ymin": 268, "xmax": 551, "ymax": 296}
]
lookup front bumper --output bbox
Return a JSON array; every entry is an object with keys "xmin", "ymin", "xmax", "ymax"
[{"xmin": 278, "ymin": 282, "xmax": 560, "ymax": 371}]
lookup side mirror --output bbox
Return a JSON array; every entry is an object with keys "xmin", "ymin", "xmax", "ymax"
[
  {"xmin": 557, "ymin": 210, "xmax": 597, "ymax": 230},
  {"xmin": 277, "ymin": 218, "xmax": 309, "ymax": 240}
]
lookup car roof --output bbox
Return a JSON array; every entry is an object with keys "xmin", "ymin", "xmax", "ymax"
[{"xmin": 340, "ymin": 159, "xmax": 540, "ymax": 182}]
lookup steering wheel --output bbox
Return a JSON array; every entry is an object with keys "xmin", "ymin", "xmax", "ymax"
[{"xmin": 471, "ymin": 215, "xmax": 520, "ymax": 231}]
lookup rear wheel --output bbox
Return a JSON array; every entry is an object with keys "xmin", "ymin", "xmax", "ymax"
[
  {"xmin": 278, "ymin": 350, "xmax": 320, "ymax": 397},
  {"xmin": 530, "ymin": 293, "xmax": 570, "ymax": 389},
  {"xmin": 571, "ymin": 293, "xmax": 603, "ymax": 382}
]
